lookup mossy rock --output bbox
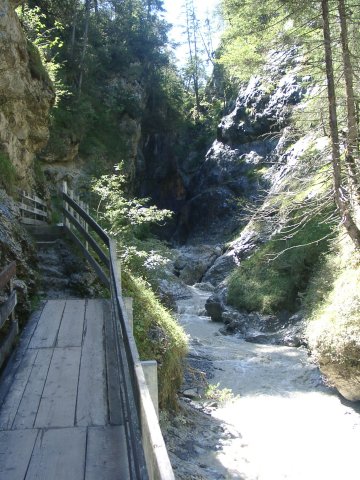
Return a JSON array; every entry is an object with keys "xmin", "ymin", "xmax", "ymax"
[{"xmin": 27, "ymin": 40, "xmax": 52, "ymax": 86}]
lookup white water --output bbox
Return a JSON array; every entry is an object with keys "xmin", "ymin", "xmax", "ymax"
[{"xmin": 177, "ymin": 286, "xmax": 360, "ymax": 480}]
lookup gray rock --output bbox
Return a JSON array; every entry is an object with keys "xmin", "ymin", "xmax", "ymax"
[
  {"xmin": 205, "ymin": 295, "xmax": 225, "ymax": 322},
  {"xmin": 193, "ymin": 282, "xmax": 215, "ymax": 292},
  {"xmin": 173, "ymin": 245, "xmax": 222, "ymax": 285}
]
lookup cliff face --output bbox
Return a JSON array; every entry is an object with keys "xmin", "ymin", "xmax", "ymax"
[
  {"xmin": 0, "ymin": 0, "xmax": 55, "ymax": 185},
  {"xmin": 0, "ymin": 1, "xmax": 55, "ymax": 316}
]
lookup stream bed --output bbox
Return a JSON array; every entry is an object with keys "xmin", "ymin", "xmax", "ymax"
[{"xmin": 165, "ymin": 285, "xmax": 360, "ymax": 480}]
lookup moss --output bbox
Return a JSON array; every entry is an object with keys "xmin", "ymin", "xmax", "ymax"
[
  {"xmin": 0, "ymin": 152, "xmax": 17, "ymax": 194},
  {"xmin": 227, "ymin": 213, "xmax": 334, "ymax": 314},
  {"xmin": 27, "ymin": 40, "xmax": 52, "ymax": 86},
  {"xmin": 305, "ymin": 237, "xmax": 360, "ymax": 368},
  {"xmin": 122, "ymin": 271, "xmax": 188, "ymax": 410}
]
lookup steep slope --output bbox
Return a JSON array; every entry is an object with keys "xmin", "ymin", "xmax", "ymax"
[
  {"xmin": 0, "ymin": 1, "xmax": 55, "ymax": 317},
  {"xmin": 176, "ymin": 49, "xmax": 308, "ymax": 244},
  {"xmin": 0, "ymin": 0, "xmax": 54, "ymax": 185}
]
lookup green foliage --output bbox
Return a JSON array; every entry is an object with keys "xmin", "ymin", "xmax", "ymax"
[
  {"xmin": 218, "ymin": 0, "xmax": 286, "ymax": 81},
  {"xmin": 305, "ymin": 236, "xmax": 360, "ymax": 369},
  {"xmin": 205, "ymin": 383, "xmax": 235, "ymax": 403},
  {"xmin": 0, "ymin": 152, "xmax": 17, "ymax": 194},
  {"xmin": 92, "ymin": 163, "xmax": 172, "ymax": 237},
  {"xmin": 122, "ymin": 271, "xmax": 187, "ymax": 409},
  {"xmin": 227, "ymin": 214, "xmax": 334, "ymax": 314},
  {"xmin": 26, "ymin": 40, "xmax": 52, "ymax": 85},
  {"xmin": 17, "ymin": 5, "xmax": 64, "ymax": 97},
  {"xmin": 92, "ymin": 163, "xmax": 173, "ymax": 277}
]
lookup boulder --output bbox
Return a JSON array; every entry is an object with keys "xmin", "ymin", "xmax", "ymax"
[
  {"xmin": 205, "ymin": 295, "xmax": 225, "ymax": 322},
  {"xmin": 319, "ymin": 362, "xmax": 360, "ymax": 402},
  {"xmin": 173, "ymin": 245, "xmax": 222, "ymax": 285}
]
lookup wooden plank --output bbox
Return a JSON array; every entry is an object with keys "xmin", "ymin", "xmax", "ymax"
[
  {"xmin": 65, "ymin": 228, "xmax": 110, "ymax": 288},
  {"xmin": 0, "ymin": 349, "xmax": 38, "ymax": 430},
  {"xmin": 104, "ymin": 300, "xmax": 124, "ymax": 426},
  {"xmin": 21, "ymin": 191, "xmax": 47, "ymax": 207},
  {"xmin": 35, "ymin": 347, "xmax": 81, "ymax": 428},
  {"xmin": 29, "ymin": 300, "xmax": 65, "ymax": 349},
  {"xmin": 13, "ymin": 349, "xmax": 53, "ymax": 430},
  {"xmin": 19, "ymin": 204, "xmax": 47, "ymax": 217},
  {"xmin": 0, "ymin": 291, "xmax": 17, "ymax": 329},
  {"xmin": 63, "ymin": 193, "xmax": 110, "ymax": 245},
  {"xmin": 85, "ymin": 426, "xmax": 130, "ymax": 480},
  {"xmin": 0, "ymin": 306, "xmax": 44, "ymax": 409},
  {"xmin": 0, "ymin": 320, "xmax": 18, "ymax": 371},
  {"xmin": 57, "ymin": 300, "xmax": 85, "ymax": 348},
  {"xmin": 76, "ymin": 300, "xmax": 107, "ymax": 426},
  {"xmin": 62, "ymin": 209, "xmax": 110, "ymax": 268},
  {"xmin": 26, "ymin": 427, "xmax": 86, "ymax": 480},
  {"xmin": 19, "ymin": 217, "xmax": 47, "ymax": 226},
  {"xmin": 0, "ymin": 262, "xmax": 16, "ymax": 290},
  {"xmin": 0, "ymin": 429, "xmax": 38, "ymax": 480}
]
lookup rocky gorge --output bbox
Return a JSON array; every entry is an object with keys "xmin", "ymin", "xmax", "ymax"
[{"xmin": 1, "ymin": 2, "xmax": 360, "ymax": 478}]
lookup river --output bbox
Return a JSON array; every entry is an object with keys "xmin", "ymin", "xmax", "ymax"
[{"xmin": 168, "ymin": 284, "xmax": 360, "ymax": 480}]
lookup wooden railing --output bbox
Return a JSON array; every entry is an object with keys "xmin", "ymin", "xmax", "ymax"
[
  {"xmin": 19, "ymin": 191, "xmax": 48, "ymax": 225},
  {"xmin": 62, "ymin": 182, "xmax": 174, "ymax": 480},
  {"xmin": 0, "ymin": 262, "xmax": 18, "ymax": 369}
]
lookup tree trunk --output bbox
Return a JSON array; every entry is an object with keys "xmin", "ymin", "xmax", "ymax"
[
  {"xmin": 337, "ymin": 0, "xmax": 360, "ymax": 200},
  {"xmin": 321, "ymin": 0, "xmax": 360, "ymax": 248},
  {"xmin": 185, "ymin": 0, "xmax": 201, "ymax": 118},
  {"xmin": 78, "ymin": 0, "xmax": 91, "ymax": 96},
  {"xmin": 70, "ymin": 4, "xmax": 77, "ymax": 59}
]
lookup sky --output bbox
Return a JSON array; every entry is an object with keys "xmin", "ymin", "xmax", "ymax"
[{"xmin": 162, "ymin": 0, "xmax": 222, "ymax": 67}]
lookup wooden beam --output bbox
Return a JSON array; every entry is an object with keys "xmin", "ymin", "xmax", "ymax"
[
  {"xmin": 62, "ymin": 208, "xmax": 110, "ymax": 268},
  {"xmin": 65, "ymin": 228, "xmax": 110, "ymax": 289},
  {"xmin": 0, "ymin": 262, "xmax": 16, "ymax": 290},
  {"xmin": 0, "ymin": 320, "xmax": 18, "ymax": 370},
  {"xmin": 19, "ymin": 203, "xmax": 48, "ymax": 218},
  {"xmin": 63, "ymin": 193, "xmax": 110, "ymax": 246},
  {"xmin": 21, "ymin": 191, "xmax": 47, "ymax": 207},
  {"xmin": 0, "ymin": 291, "xmax": 17, "ymax": 329}
]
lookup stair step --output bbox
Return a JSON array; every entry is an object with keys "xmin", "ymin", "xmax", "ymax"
[
  {"xmin": 26, "ymin": 225, "xmax": 64, "ymax": 242},
  {"xmin": 39, "ymin": 276, "xmax": 69, "ymax": 289},
  {"xmin": 39, "ymin": 265, "xmax": 65, "ymax": 279},
  {"xmin": 36, "ymin": 241, "xmax": 60, "ymax": 249}
]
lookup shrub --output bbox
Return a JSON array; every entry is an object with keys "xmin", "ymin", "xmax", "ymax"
[
  {"xmin": 122, "ymin": 271, "xmax": 187, "ymax": 410},
  {"xmin": 227, "ymin": 213, "xmax": 334, "ymax": 314},
  {"xmin": 0, "ymin": 152, "xmax": 17, "ymax": 194},
  {"xmin": 305, "ymin": 237, "xmax": 360, "ymax": 368}
]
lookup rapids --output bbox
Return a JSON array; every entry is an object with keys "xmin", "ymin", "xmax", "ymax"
[{"xmin": 175, "ymin": 285, "xmax": 360, "ymax": 480}]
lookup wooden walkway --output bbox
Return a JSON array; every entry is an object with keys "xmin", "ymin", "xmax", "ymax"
[{"xmin": 0, "ymin": 299, "xmax": 131, "ymax": 480}]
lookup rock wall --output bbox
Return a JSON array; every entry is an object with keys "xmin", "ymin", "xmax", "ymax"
[
  {"xmin": 0, "ymin": 1, "xmax": 54, "ymax": 317},
  {"xmin": 0, "ymin": 0, "xmax": 55, "ymax": 185},
  {"xmin": 175, "ymin": 49, "xmax": 307, "ymax": 244}
]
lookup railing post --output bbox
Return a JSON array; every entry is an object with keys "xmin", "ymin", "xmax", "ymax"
[
  {"xmin": 62, "ymin": 181, "xmax": 70, "ymax": 229},
  {"xmin": 123, "ymin": 297, "xmax": 133, "ymax": 331},
  {"xmin": 84, "ymin": 201, "xmax": 89, "ymax": 251},
  {"xmin": 9, "ymin": 275, "xmax": 18, "ymax": 334},
  {"xmin": 141, "ymin": 361, "xmax": 159, "ymax": 418}
]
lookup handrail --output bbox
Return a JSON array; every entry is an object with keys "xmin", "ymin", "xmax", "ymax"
[
  {"xmin": 0, "ymin": 262, "xmax": 18, "ymax": 370},
  {"xmin": 19, "ymin": 190, "xmax": 48, "ymax": 225},
  {"xmin": 62, "ymin": 183, "xmax": 175, "ymax": 480}
]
